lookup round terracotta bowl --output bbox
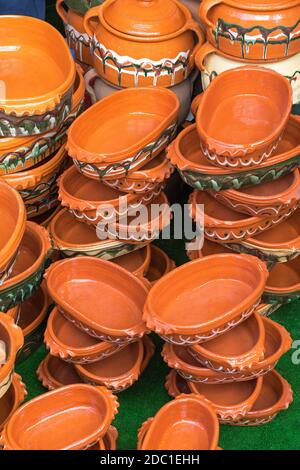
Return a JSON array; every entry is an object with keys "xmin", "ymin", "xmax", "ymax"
[
  {"xmin": 67, "ymin": 87, "xmax": 179, "ymax": 180},
  {"xmin": 75, "ymin": 339, "xmax": 145, "ymax": 392},
  {"xmin": 145, "ymin": 245, "xmax": 176, "ymax": 285},
  {"xmin": 0, "ymin": 374, "xmax": 27, "ymax": 433},
  {"xmin": 45, "ymin": 257, "xmax": 149, "ymax": 343},
  {"xmin": 45, "ymin": 306, "xmax": 128, "ymax": 364},
  {"xmin": 0, "ymin": 15, "xmax": 75, "ymax": 137},
  {"xmin": 0, "ymin": 384, "xmax": 119, "ymax": 450},
  {"xmin": 0, "ymin": 222, "xmax": 52, "ymax": 313},
  {"xmin": 49, "ymin": 207, "xmax": 149, "ymax": 259},
  {"xmin": 196, "ymin": 67, "xmax": 292, "ymax": 169},
  {"xmin": 209, "ymin": 169, "xmax": 300, "ymax": 218},
  {"xmin": 58, "ymin": 164, "xmax": 159, "ymax": 226},
  {"xmin": 0, "ymin": 314, "xmax": 24, "ymax": 400},
  {"xmin": 230, "ymin": 371, "xmax": 293, "ymax": 427},
  {"xmin": 37, "ymin": 354, "xmax": 83, "ymax": 390},
  {"xmin": 144, "ymin": 254, "xmax": 268, "ymax": 345},
  {"xmin": 188, "ymin": 376, "xmax": 264, "ymax": 422},
  {"xmin": 16, "ymin": 285, "xmax": 50, "ymax": 364},
  {"xmin": 264, "ymin": 257, "xmax": 300, "ymax": 304},
  {"xmin": 167, "ymin": 116, "xmax": 300, "ymax": 191},
  {"xmin": 0, "ymin": 181, "xmax": 26, "ymax": 285},
  {"xmin": 138, "ymin": 394, "xmax": 219, "ymax": 450},
  {"xmin": 189, "ymin": 190, "xmax": 295, "ymax": 243},
  {"xmin": 165, "ymin": 369, "xmax": 191, "ymax": 398}
]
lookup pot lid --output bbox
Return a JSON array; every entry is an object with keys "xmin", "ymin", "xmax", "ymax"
[{"xmin": 103, "ymin": 0, "xmax": 187, "ymax": 37}]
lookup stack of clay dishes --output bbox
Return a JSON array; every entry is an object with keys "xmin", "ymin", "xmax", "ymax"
[
  {"xmin": 0, "ymin": 374, "xmax": 27, "ymax": 433},
  {"xmin": 138, "ymin": 394, "xmax": 220, "ymax": 450},
  {"xmin": 0, "ymin": 384, "xmax": 119, "ymax": 450}
]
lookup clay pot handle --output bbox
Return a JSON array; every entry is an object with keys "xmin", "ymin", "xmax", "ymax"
[
  {"xmin": 95, "ymin": 386, "xmax": 119, "ymax": 419},
  {"xmin": 137, "ymin": 417, "xmax": 154, "ymax": 450},
  {"xmin": 83, "ymin": 5, "xmax": 100, "ymax": 39},
  {"xmin": 195, "ymin": 42, "xmax": 217, "ymax": 71},
  {"xmin": 84, "ymin": 68, "xmax": 99, "ymax": 104},
  {"xmin": 56, "ymin": 0, "xmax": 68, "ymax": 23},
  {"xmin": 184, "ymin": 19, "xmax": 205, "ymax": 69},
  {"xmin": 199, "ymin": 0, "xmax": 223, "ymax": 30},
  {"xmin": 191, "ymin": 93, "xmax": 203, "ymax": 117}
]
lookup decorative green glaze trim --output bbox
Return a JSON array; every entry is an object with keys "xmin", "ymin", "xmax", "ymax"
[
  {"xmin": 263, "ymin": 290, "xmax": 300, "ymax": 305},
  {"xmin": 65, "ymin": 0, "xmax": 103, "ymax": 15},
  {"xmin": 222, "ymin": 242, "xmax": 282, "ymax": 267}
]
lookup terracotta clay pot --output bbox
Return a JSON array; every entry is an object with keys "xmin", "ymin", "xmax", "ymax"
[
  {"xmin": 0, "ymin": 16, "xmax": 75, "ymax": 137},
  {"xmin": 112, "ymin": 245, "xmax": 151, "ymax": 278},
  {"xmin": 67, "ymin": 87, "xmax": 179, "ymax": 180},
  {"xmin": 144, "ymin": 254, "xmax": 268, "ymax": 345},
  {"xmin": 188, "ymin": 376, "xmax": 264, "ymax": 422},
  {"xmin": 58, "ymin": 164, "xmax": 161, "ymax": 226},
  {"xmin": 49, "ymin": 207, "xmax": 149, "ymax": 259},
  {"xmin": 165, "ymin": 369, "xmax": 191, "ymax": 398},
  {"xmin": 0, "ymin": 374, "xmax": 27, "ymax": 432},
  {"xmin": 0, "ymin": 384, "xmax": 119, "ymax": 450},
  {"xmin": 264, "ymin": 257, "xmax": 300, "ymax": 304},
  {"xmin": 0, "ymin": 314, "xmax": 24, "ymax": 400},
  {"xmin": 37, "ymin": 354, "xmax": 83, "ymax": 390},
  {"xmin": 45, "ymin": 257, "xmax": 148, "ymax": 344},
  {"xmin": 196, "ymin": 42, "xmax": 300, "ymax": 105},
  {"xmin": 0, "ymin": 222, "xmax": 52, "ymax": 313},
  {"xmin": 83, "ymin": 0, "xmax": 204, "ymax": 88},
  {"xmin": 199, "ymin": 0, "xmax": 300, "ymax": 61},
  {"xmin": 145, "ymin": 245, "xmax": 176, "ymax": 285},
  {"xmin": 189, "ymin": 190, "xmax": 296, "ymax": 243},
  {"xmin": 167, "ymin": 116, "xmax": 300, "ymax": 192},
  {"xmin": 138, "ymin": 394, "xmax": 219, "ymax": 450},
  {"xmin": 0, "ymin": 181, "xmax": 26, "ymax": 286},
  {"xmin": 16, "ymin": 285, "xmax": 50, "ymax": 364},
  {"xmin": 90, "ymin": 426, "xmax": 118, "ymax": 451},
  {"xmin": 196, "ymin": 67, "xmax": 292, "ymax": 168}
]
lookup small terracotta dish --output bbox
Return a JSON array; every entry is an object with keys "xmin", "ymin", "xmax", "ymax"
[
  {"xmin": 37, "ymin": 354, "xmax": 83, "ymax": 391},
  {"xmin": 16, "ymin": 285, "xmax": 50, "ymax": 364},
  {"xmin": 144, "ymin": 254, "xmax": 268, "ymax": 344},
  {"xmin": 145, "ymin": 245, "xmax": 176, "ymax": 285},
  {"xmin": 112, "ymin": 245, "xmax": 151, "ymax": 278},
  {"xmin": 0, "ymin": 384, "xmax": 118, "ymax": 450},
  {"xmin": 165, "ymin": 369, "xmax": 191, "ymax": 398},
  {"xmin": 67, "ymin": 87, "xmax": 179, "ymax": 180},
  {"xmin": 264, "ymin": 258, "xmax": 300, "ymax": 304},
  {"xmin": 138, "ymin": 394, "xmax": 219, "ymax": 450},
  {"xmin": 189, "ymin": 190, "xmax": 295, "ymax": 243},
  {"xmin": 0, "ymin": 15, "xmax": 75, "ymax": 136},
  {"xmin": 0, "ymin": 222, "xmax": 52, "ymax": 313},
  {"xmin": 188, "ymin": 376, "xmax": 263, "ymax": 422},
  {"xmin": 0, "ymin": 181, "xmax": 26, "ymax": 285},
  {"xmin": 196, "ymin": 67, "xmax": 292, "ymax": 168},
  {"xmin": 0, "ymin": 374, "xmax": 27, "ymax": 432},
  {"xmin": 45, "ymin": 257, "xmax": 148, "ymax": 343}
]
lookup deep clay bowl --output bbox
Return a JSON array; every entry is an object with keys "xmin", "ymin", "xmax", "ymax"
[
  {"xmin": 37, "ymin": 354, "xmax": 83, "ymax": 391},
  {"xmin": 45, "ymin": 257, "xmax": 149, "ymax": 342}
]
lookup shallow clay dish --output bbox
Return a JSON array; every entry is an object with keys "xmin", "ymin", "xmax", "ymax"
[
  {"xmin": 189, "ymin": 190, "xmax": 295, "ymax": 243},
  {"xmin": 112, "ymin": 245, "xmax": 151, "ymax": 278},
  {"xmin": 37, "ymin": 354, "xmax": 83, "ymax": 390},
  {"xmin": 0, "ymin": 181, "xmax": 26, "ymax": 285},
  {"xmin": 165, "ymin": 369, "xmax": 191, "ymax": 398},
  {"xmin": 67, "ymin": 87, "xmax": 179, "ymax": 180},
  {"xmin": 0, "ymin": 374, "xmax": 27, "ymax": 432},
  {"xmin": 145, "ymin": 245, "xmax": 175, "ymax": 285},
  {"xmin": 138, "ymin": 394, "xmax": 219, "ymax": 450},
  {"xmin": 144, "ymin": 254, "xmax": 268, "ymax": 345},
  {"xmin": 0, "ymin": 222, "xmax": 52, "ymax": 313},
  {"xmin": 0, "ymin": 384, "xmax": 118, "ymax": 450},
  {"xmin": 0, "ymin": 314, "xmax": 24, "ymax": 400},
  {"xmin": 264, "ymin": 258, "xmax": 300, "ymax": 304},
  {"xmin": 196, "ymin": 67, "xmax": 292, "ymax": 168},
  {"xmin": 167, "ymin": 116, "xmax": 300, "ymax": 191},
  {"xmin": 0, "ymin": 16, "xmax": 75, "ymax": 136},
  {"xmin": 45, "ymin": 257, "xmax": 148, "ymax": 343},
  {"xmin": 44, "ymin": 307, "xmax": 127, "ymax": 364},
  {"xmin": 188, "ymin": 376, "xmax": 263, "ymax": 422}
]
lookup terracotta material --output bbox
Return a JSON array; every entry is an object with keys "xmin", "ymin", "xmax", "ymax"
[
  {"xmin": 58, "ymin": 165, "xmax": 160, "ymax": 226},
  {"xmin": 165, "ymin": 369, "xmax": 191, "ymax": 398},
  {"xmin": 37, "ymin": 354, "xmax": 83, "ymax": 390},
  {"xmin": 138, "ymin": 394, "xmax": 219, "ymax": 450},
  {"xmin": 188, "ymin": 376, "xmax": 264, "ymax": 421},
  {"xmin": 0, "ymin": 314, "xmax": 24, "ymax": 400},
  {"xmin": 0, "ymin": 384, "xmax": 119, "ymax": 450},
  {"xmin": 199, "ymin": 0, "xmax": 300, "ymax": 61},
  {"xmin": 112, "ymin": 245, "xmax": 151, "ymax": 278},
  {"xmin": 89, "ymin": 426, "xmax": 118, "ymax": 451},
  {"xmin": 167, "ymin": 116, "xmax": 300, "ymax": 192},
  {"xmin": 45, "ymin": 257, "xmax": 148, "ymax": 343},
  {"xmin": 16, "ymin": 285, "xmax": 50, "ymax": 364},
  {"xmin": 84, "ymin": 0, "xmax": 204, "ymax": 88},
  {"xmin": 0, "ymin": 222, "xmax": 52, "ymax": 313},
  {"xmin": 264, "ymin": 258, "xmax": 300, "ymax": 304},
  {"xmin": 67, "ymin": 87, "xmax": 179, "ymax": 180},
  {"xmin": 49, "ymin": 207, "xmax": 149, "ymax": 259},
  {"xmin": 44, "ymin": 307, "xmax": 128, "ymax": 364},
  {"xmin": 146, "ymin": 245, "xmax": 176, "ymax": 285},
  {"xmin": 0, "ymin": 181, "xmax": 26, "ymax": 285},
  {"xmin": 0, "ymin": 16, "xmax": 75, "ymax": 136},
  {"xmin": 257, "ymin": 303, "xmax": 282, "ymax": 318},
  {"xmin": 209, "ymin": 169, "xmax": 300, "ymax": 218},
  {"xmin": 0, "ymin": 374, "xmax": 27, "ymax": 432},
  {"xmin": 31, "ymin": 204, "xmax": 61, "ymax": 229},
  {"xmin": 144, "ymin": 254, "xmax": 268, "ymax": 345},
  {"xmin": 189, "ymin": 190, "xmax": 296, "ymax": 243},
  {"xmin": 6, "ymin": 306, "xmax": 21, "ymax": 324},
  {"xmin": 196, "ymin": 67, "xmax": 292, "ymax": 168}
]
